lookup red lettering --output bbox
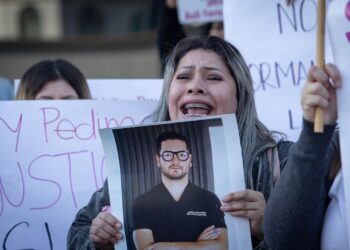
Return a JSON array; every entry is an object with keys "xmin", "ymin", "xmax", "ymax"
[
  {"xmin": 55, "ymin": 119, "xmax": 75, "ymax": 140},
  {"xmin": 41, "ymin": 107, "xmax": 60, "ymax": 143},
  {"xmin": 0, "ymin": 113, "xmax": 23, "ymax": 152},
  {"xmin": 207, "ymin": 0, "xmax": 223, "ymax": 7},
  {"xmin": 74, "ymin": 109, "xmax": 96, "ymax": 140},
  {"xmin": 28, "ymin": 154, "xmax": 62, "ymax": 210},
  {"xmin": 203, "ymin": 9, "xmax": 222, "ymax": 18},
  {"xmin": 53, "ymin": 150, "xmax": 88, "ymax": 208},
  {"xmin": 0, "ymin": 162, "xmax": 25, "ymax": 216},
  {"xmin": 185, "ymin": 11, "xmax": 201, "ymax": 20}
]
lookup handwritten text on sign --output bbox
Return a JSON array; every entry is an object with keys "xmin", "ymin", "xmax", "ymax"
[
  {"xmin": 224, "ymin": 0, "xmax": 333, "ymax": 141},
  {"xmin": 177, "ymin": 0, "xmax": 222, "ymax": 25},
  {"xmin": 0, "ymin": 100, "xmax": 157, "ymax": 249}
]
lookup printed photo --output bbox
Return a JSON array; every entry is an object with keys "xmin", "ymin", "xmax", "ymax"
[{"xmin": 100, "ymin": 114, "xmax": 251, "ymax": 250}]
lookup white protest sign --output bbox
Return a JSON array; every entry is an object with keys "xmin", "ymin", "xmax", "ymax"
[
  {"xmin": 84, "ymin": 79, "xmax": 162, "ymax": 101},
  {"xmin": 177, "ymin": 0, "xmax": 223, "ymax": 25},
  {"xmin": 328, "ymin": 0, "xmax": 350, "ymax": 245},
  {"xmin": 0, "ymin": 100, "xmax": 157, "ymax": 249},
  {"xmin": 14, "ymin": 79, "xmax": 163, "ymax": 101},
  {"xmin": 224, "ymin": 0, "xmax": 333, "ymax": 141}
]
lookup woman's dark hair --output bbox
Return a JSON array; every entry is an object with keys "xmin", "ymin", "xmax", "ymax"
[{"xmin": 16, "ymin": 59, "xmax": 91, "ymax": 100}]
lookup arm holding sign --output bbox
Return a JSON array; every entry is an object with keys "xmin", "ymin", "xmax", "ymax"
[
  {"xmin": 263, "ymin": 64, "xmax": 342, "ymax": 249},
  {"xmin": 67, "ymin": 180, "xmax": 123, "ymax": 250}
]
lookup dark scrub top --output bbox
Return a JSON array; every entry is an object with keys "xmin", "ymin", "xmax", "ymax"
[{"xmin": 132, "ymin": 182, "xmax": 226, "ymax": 242}]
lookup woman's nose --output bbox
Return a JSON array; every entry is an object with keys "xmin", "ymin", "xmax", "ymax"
[{"xmin": 186, "ymin": 76, "xmax": 206, "ymax": 95}]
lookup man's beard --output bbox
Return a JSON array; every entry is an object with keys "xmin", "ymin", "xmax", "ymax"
[{"xmin": 162, "ymin": 169, "xmax": 187, "ymax": 180}]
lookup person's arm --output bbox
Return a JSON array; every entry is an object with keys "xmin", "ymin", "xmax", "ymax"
[
  {"xmin": 67, "ymin": 180, "xmax": 123, "ymax": 250},
  {"xmin": 263, "ymin": 63, "xmax": 341, "ymax": 250},
  {"xmin": 146, "ymin": 228, "xmax": 228, "ymax": 250},
  {"xmin": 133, "ymin": 229, "xmax": 155, "ymax": 250}
]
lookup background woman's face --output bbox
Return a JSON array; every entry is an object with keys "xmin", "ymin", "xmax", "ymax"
[
  {"xmin": 35, "ymin": 79, "xmax": 79, "ymax": 100},
  {"xmin": 168, "ymin": 49, "xmax": 238, "ymax": 121}
]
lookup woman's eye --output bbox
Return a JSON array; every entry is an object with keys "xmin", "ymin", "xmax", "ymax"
[
  {"xmin": 176, "ymin": 74, "xmax": 190, "ymax": 80},
  {"xmin": 208, "ymin": 75, "xmax": 222, "ymax": 81}
]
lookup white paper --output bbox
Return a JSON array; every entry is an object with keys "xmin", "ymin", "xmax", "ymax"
[
  {"xmin": 224, "ymin": 0, "xmax": 333, "ymax": 141},
  {"xmin": 0, "ymin": 100, "xmax": 157, "ymax": 249}
]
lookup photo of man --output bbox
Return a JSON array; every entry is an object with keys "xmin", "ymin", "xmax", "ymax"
[
  {"xmin": 131, "ymin": 131, "xmax": 228, "ymax": 250},
  {"xmin": 100, "ymin": 115, "xmax": 249, "ymax": 249}
]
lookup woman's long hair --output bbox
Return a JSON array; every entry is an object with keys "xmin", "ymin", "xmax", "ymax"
[
  {"xmin": 16, "ymin": 59, "xmax": 91, "ymax": 100},
  {"xmin": 152, "ymin": 36, "xmax": 279, "ymax": 194}
]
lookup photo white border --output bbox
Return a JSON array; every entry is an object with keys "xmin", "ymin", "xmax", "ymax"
[{"xmin": 100, "ymin": 114, "xmax": 252, "ymax": 250}]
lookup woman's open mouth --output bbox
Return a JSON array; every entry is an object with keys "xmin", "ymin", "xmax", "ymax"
[{"xmin": 181, "ymin": 103, "xmax": 212, "ymax": 117}]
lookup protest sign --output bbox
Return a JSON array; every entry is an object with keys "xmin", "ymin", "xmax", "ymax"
[
  {"xmin": 224, "ymin": 0, "xmax": 333, "ymax": 141},
  {"xmin": 0, "ymin": 100, "xmax": 157, "ymax": 249},
  {"xmin": 100, "ymin": 114, "xmax": 251, "ymax": 250},
  {"xmin": 15, "ymin": 79, "xmax": 163, "ymax": 101},
  {"xmin": 177, "ymin": 0, "xmax": 223, "ymax": 24}
]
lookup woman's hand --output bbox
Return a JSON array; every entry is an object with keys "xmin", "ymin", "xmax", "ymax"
[
  {"xmin": 221, "ymin": 189, "xmax": 266, "ymax": 239},
  {"xmin": 89, "ymin": 211, "xmax": 123, "ymax": 249},
  {"xmin": 301, "ymin": 63, "xmax": 341, "ymax": 125}
]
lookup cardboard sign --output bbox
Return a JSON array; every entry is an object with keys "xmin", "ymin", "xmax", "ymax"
[
  {"xmin": 100, "ymin": 114, "xmax": 251, "ymax": 250},
  {"xmin": 177, "ymin": 0, "xmax": 223, "ymax": 25},
  {"xmin": 0, "ymin": 100, "xmax": 157, "ymax": 249},
  {"xmin": 224, "ymin": 0, "xmax": 333, "ymax": 141}
]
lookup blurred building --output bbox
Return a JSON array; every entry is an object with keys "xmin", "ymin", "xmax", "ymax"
[
  {"xmin": 0, "ymin": 0, "xmax": 62, "ymax": 41},
  {"xmin": 0, "ymin": 0, "xmax": 163, "ymax": 79}
]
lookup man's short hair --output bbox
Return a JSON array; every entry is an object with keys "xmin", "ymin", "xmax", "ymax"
[{"xmin": 156, "ymin": 131, "xmax": 190, "ymax": 154}]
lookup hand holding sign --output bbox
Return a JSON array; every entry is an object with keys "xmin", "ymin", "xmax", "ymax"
[{"xmin": 301, "ymin": 63, "xmax": 341, "ymax": 125}]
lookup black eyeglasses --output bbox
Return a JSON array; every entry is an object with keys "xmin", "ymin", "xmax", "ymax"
[{"xmin": 160, "ymin": 151, "xmax": 190, "ymax": 161}]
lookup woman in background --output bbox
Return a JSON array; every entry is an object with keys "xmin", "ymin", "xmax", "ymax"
[{"xmin": 16, "ymin": 59, "xmax": 91, "ymax": 100}]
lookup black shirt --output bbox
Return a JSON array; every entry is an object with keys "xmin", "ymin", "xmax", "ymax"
[{"xmin": 132, "ymin": 182, "xmax": 226, "ymax": 242}]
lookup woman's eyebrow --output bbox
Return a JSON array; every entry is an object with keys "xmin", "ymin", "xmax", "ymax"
[
  {"xmin": 178, "ymin": 65, "xmax": 223, "ymax": 72},
  {"xmin": 202, "ymin": 66, "xmax": 223, "ymax": 72}
]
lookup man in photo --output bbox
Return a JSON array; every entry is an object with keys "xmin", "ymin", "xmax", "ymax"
[{"xmin": 132, "ymin": 131, "xmax": 228, "ymax": 250}]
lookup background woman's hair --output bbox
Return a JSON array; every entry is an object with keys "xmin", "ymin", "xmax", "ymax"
[
  {"xmin": 16, "ymin": 59, "xmax": 91, "ymax": 100},
  {"xmin": 152, "ymin": 36, "xmax": 278, "ymax": 194}
]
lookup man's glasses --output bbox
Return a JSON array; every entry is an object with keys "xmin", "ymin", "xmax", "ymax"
[{"xmin": 160, "ymin": 151, "xmax": 190, "ymax": 161}]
